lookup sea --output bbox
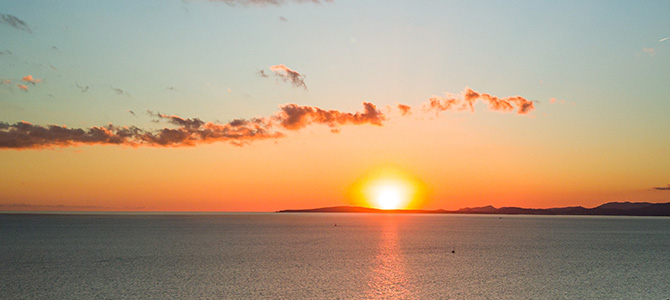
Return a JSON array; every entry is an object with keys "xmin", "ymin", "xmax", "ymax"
[{"xmin": 1, "ymin": 213, "xmax": 670, "ymax": 299}]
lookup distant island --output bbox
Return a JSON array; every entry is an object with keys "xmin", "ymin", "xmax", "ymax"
[{"xmin": 278, "ymin": 201, "xmax": 670, "ymax": 216}]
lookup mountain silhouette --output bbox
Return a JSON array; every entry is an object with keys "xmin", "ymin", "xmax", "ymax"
[{"xmin": 278, "ymin": 202, "xmax": 670, "ymax": 216}]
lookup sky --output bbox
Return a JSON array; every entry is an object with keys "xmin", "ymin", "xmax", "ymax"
[{"xmin": 1, "ymin": 0, "xmax": 669, "ymax": 212}]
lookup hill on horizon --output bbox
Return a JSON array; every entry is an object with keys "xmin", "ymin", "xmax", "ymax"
[{"xmin": 278, "ymin": 201, "xmax": 670, "ymax": 216}]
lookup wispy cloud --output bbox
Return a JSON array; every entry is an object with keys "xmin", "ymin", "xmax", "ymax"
[
  {"xmin": 267, "ymin": 64, "xmax": 308, "ymax": 90},
  {"xmin": 422, "ymin": 87, "xmax": 534, "ymax": 115},
  {"xmin": 653, "ymin": 184, "xmax": 670, "ymax": 191},
  {"xmin": 643, "ymin": 48, "xmax": 655, "ymax": 54},
  {"xmin": 659, "ymin": 37, "xmax": 669, "ymax": 43},
  {"xmin": 75, "ymin": 84, "xmax": 89, "ymax": 92},
  {"xmin": 17, "ymin": 84, "xmax": 28, "ymax": 92},
  {"xmin": 111, "ymin": 86, "xmax": 130, "ymax": 96},
  {"xmin": 0, "ymin": 14, "xmax": 32, "ymax": 33},
  {"xmin": 0, "ymin": 88, "xmax": 537, "ymax": 150}
]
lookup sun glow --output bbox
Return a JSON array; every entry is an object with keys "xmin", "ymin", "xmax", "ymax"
[
  {"xmin": 349, "ymin": 166, "xmax": 428, "ymax": 210},
  {"xmin": 370, "ymin": 181, "xmax": 409, "ymax": 210}
]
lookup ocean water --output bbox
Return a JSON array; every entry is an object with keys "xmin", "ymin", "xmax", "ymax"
[{"xmin": 1, "ymin": 213, "xmax": 670, "ymax": 299}]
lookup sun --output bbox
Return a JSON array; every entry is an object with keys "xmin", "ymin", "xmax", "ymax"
[
  {"xmin": 349, "ymin": 165, "xmax": 428, "ymax": 210},
  {"xmin": 370, "ymin": 181, "xmax": 407, "ymax": 210}
]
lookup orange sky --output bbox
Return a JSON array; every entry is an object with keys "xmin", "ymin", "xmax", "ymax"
[
  {"xmin": 2, "ymin": 1, "xmax": 669, "ymax": 211},
  {"xmin": 2, "ymin": 111, "xmax": 668, "ymax": 211}
]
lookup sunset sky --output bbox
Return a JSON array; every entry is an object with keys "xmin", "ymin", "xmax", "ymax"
[{"xmin": 1, "ymin": 0, "xmax": 669, "ymax": 211}]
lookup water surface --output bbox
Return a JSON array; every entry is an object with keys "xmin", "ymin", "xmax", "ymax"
[{"xmin": 1, "ymin": 213, "xmax": 669, "ymax": 299}]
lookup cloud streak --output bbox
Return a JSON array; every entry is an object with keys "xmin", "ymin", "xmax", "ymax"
[
  {"xmin": 423, "ymin": 87, "xmax": 534, "ymax": 115},
  {"xmin": 0, "ymin": 14, "xmax": 32, "ymax": 33},
  {"xmin": 268, "ymin": 64, "xmax": 307, "ymax": 90},
  {"xmin": 653, "ymin": 185, "xmax": 670, "ymax": 191},
  {"xmin": 111, "ymin": 86, "xmax": 130, "ymax": 96},
  {"xmin": 277, "ymin": 102, "xmax": 384, "ymax": 130},
  {"xmin": 0, "ymin": 88, "xmax": 536, "ymax": 150},
  {"xmin": 0, "ymin": 102, "xmax": 382, "ymax": 149}
]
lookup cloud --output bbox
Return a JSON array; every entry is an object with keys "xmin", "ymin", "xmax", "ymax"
[
  {"xmin": 660, "ymin": 37, "xmax": 669, "ymax": 43},
  {"xmin": 279, "ymin": 16, "xmax": 288, "ymax": 22},
  {"xmin": 75, "ymin": 84, "xmax": 89, "ymax": 92},
  {"xmin": 397, "ymin": 104, "xmax": 412, "ymax": 116},
  {"xmin": 0, "ymin": 88, "xmax": 537, "ymax": 150},
  {"xmin": 17, "ymin": 84, "xmax": 28, "ymax": 91},
  {"xmin": 111, "ymin": 86, "xmax": 130, "ymax": 96},
  {"xmin": 22, "ymin": 75, "xmax": 41, "ymax": 84},
  {"xmin": 207, "ymin": 0, "xmax": 333, "ymax": 6},
  {"xmin": 0, "ymin": 121, "xmax": 136, "ymax": 148},
  {"xmin": 268, "ymin": 64, "xmax": 307, "ymax": 89},
  {"xmin": 643, "ymin": 48, "xmax": 655, "ymax": 54},
  {"xmin": 1, "ymin": 80, "xmax": 11, "ymax": 84},
  {"xmin": 275, "ymin": 102, "xmax": 384, "ymax": 130},
  {"xmin": 0, "ymin": 14, "xmax": 32, "ymax": 33},
  {"xmin": 423, "ymin": 87, "xmax": 535, "ymax": 115},
  {"xmin": 0, "ymin": 102, "xmax": 381, "ymax": 149},
  {"xmin": 653, "ymin": 185, "xmax": 670, "ymax": 191}
]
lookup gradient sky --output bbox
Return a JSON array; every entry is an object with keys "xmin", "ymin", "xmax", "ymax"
[{"xmin": 1, "ymin": 0, "xmax": 669, "ymax": 211}]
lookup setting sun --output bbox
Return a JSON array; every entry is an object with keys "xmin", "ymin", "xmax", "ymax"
[
  {"xmin": 370, "ymin": 181, "xmax": 408, "ymax": 210},
  {"xmin": 349, "ymin": 166, "xmax": 428, "ymax": 210}
]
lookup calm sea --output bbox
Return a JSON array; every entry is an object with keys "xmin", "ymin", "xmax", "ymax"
[{"xmin": 1, "ymin": 213, "xmax": 669, "ymax": 299}]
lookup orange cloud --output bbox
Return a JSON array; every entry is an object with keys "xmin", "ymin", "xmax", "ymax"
[
  {"xmin": 22, "ymin": 75, "xmax": 41, "ymax": 84},
  {"xmin": 0, "ymin": 88, "xmax": 538, "ymax": 150},
  {"xmin": 424, "ymin": 87, "xmax": 534, "ymax": 115},
  {"xmin": 17, "ymin": 84, "xmax": 28, "ymax": 91},
  {"xmin": 0, "ymin": 103, "xmax": 383, "ymax": 149},
  {"xmin": 276, "ymin": 102, "xmax": 384, "ymax": 130},
  {"xmin": 397, "ymin": 104, "xmax": 412, "ymax": 116}
]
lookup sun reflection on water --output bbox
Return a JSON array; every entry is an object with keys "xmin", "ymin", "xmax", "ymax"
[{"xmin": 366, "ymin": 217, "xmax": 410, "ymax": 299}]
